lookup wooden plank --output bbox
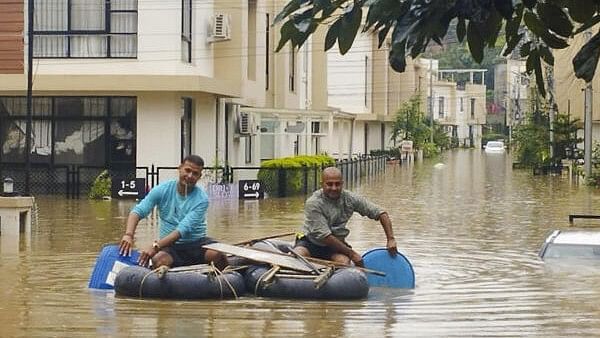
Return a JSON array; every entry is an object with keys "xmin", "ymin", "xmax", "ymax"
[{"xmin": 203, "ymin": 242, "xmax": 327, "ymax": 273}]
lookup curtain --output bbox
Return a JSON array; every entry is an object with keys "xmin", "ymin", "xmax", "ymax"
[
  {"xmin": 71, "ymin": 0, "xmax": 107, "ymax": 57},
  {"xmin": 33, "ymin": 0, "xmax": 68, "ymax": 57},
  {"xmin": 110, "ymin": 11, "xmax": 137, "ymax": 57}
]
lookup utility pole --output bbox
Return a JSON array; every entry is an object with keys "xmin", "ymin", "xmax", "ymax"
[
  {"xmin": 584, "ymin": 31, "xmax": 593, "ymax": 179},
  {"xmin": 429, "ymin": 54, "xmax": 434, "ymax": 143},
  {"xmin": 25, "ymin": 0, "xmax": 34, "ymax": 195}
]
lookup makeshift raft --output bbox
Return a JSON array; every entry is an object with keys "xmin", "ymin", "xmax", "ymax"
[
  {"xmin": 114, "ymin": 265, "xmax": 246, "ymax": 299},
  {"xmin": 245, "ymin": 265, "xmax": 369, "ymax": 299},
  {"xmin": 204, "ymin": 241, "xmax": 371, "ymax": 300}
]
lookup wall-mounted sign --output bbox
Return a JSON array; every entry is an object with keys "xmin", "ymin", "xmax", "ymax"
[
  {"xmin": 112, "ymin": 178, "xmax": 146, "ymax": 199},
  {"xmin": 238, "ymin": 180, "xmax": 264, "ymax": 200}
]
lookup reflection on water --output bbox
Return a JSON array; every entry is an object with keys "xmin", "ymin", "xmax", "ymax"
[{"xmin": 3, "ymin": 149, "xmax": 600, "ymax": 336}]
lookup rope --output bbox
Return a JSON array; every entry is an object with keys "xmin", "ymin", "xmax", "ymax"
[
  {"xmin": 210, "ymin": 262, "xmax": 239, "ymax": 300},
  {"xmin": 137, "ymin": 263, "xmax": 240, "ymax": 299},
  {"xmin": 253, "ymin": 266, "xmax": 273, "ymax": 297},
  {"xmin": 138, "ymin": 266, "xmax": 163, "ymax": 298}
]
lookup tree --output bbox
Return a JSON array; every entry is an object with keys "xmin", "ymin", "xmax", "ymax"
[
  {"xmin": 275, "ymin": 0, "xmax": 600, "ymax": 98},
  {"xmin": 390, "ymin": 95, "xmax": 450, "ymax": 155},
  {"xmin": 552, "ymin": 113, "xmax": 582, "ymax": 160},
  {"xmin": 512, "ymin": 110, "xmax": 551, "ymax": 167}
]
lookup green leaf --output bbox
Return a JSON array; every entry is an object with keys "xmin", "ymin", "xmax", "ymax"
[
  {"xmin": 494, "ymin": 0, "xmax": 514, "ymax": 19},
  {"xmin": 485, "ymin": 10, "xmax": 503, "ymax": 46},
  {"xmin": 324, "ymin": 19, "xmax": 341, "ymax": 51},
  {"xmin": 467, "ymin": 21, "xmax": 484, "ymax": 63},
  {"xmin": 573, "ymin": 15, "xmax": 600, "ymax": 35},
  {"xmin": 275, "ymin": 20, "xmax": 298, "ymax": 52},
  {"xmin": 520, "ymin": 41, "xmax": 532, "ymax": 58},
  {"xmin": 274, "ymin": 0, "xmax": 300, "ymax": 25},
  {"xmin": 377, "ymin": 25, "xmax": 392, "ymax": 48},
  {"xmin": 389, "ymin": 40, "xmax": 407, "ymax": 72},
  {"xmin": 538, "ymin": 45, "xmax": 555, "ymax": 65},
  {"xmin": 540, "ymin": 31, "xmax": 569, "ymax": 49},
  {"xmin": 567, "ymin": 0, "xmax": 596, "ymax": 23},
  {"xmin": 524, "ymin": 10, "xmax": 569, "ymax": 48},
  {"xmin": 537, "ymin": 3, "xmax": 573, "ymax": 37},
  {"xmin": 532, "ymin": 53, "xmax": 547, "ymax": 97},
  {"xmin": 457, "ymin": 18, "xmax": 466, "ymax": 42},
  {"xmin": 503, "ymin": 33, "xmax": 523, "ymax": 56},
  {"xmin": 338, "ymin": 6, "xmax": 362, "ymax": 55},
  {"xmin": 523, "ymin": 11, "xmax": 546, "ymax": 37},
  {"xmin": 573, "ymin": 31, "xmax": 600, "ymax": 82}
]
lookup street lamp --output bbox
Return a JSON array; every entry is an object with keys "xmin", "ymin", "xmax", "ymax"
[{"xmin": 3, "ymin": 177, "xmax": 14, "ymax": 195}]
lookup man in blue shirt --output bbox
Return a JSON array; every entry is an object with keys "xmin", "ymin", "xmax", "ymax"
[{"xmin": 118, "ymin": 155, "xmax": 228, "ymax": 270}]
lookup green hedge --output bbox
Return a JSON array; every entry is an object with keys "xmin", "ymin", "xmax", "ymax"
[{"xmin": 257, "ymin": 155, "xmax": 335, "ymax": 197}]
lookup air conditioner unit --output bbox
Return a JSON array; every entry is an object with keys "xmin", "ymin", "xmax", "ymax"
[
  {"xmin": 208, "ymin": 14, "xmax": 231, "ymax": 42},
  {"xmin": 238, "ymin": 112, "xmax": 256, "ymax": 136}
]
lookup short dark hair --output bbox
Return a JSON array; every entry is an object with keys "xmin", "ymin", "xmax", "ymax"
[{"xmin": 182, "ymin": 155, "xmax": 204, "ymax": 167}]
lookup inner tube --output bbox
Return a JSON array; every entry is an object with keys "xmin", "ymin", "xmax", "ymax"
[
  {"xmin": 245, "ymin": 265, "xmax": 369, "ymax": 300},
  {"xmin": 114, "ymin": 265, "xmax": 246, "ymax": 299}
]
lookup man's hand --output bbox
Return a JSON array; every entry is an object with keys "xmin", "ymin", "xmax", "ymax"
[
  {"xmin": 349, "ymin": 251, "xmax": 365, "ymax": 268},
  {"xmin": 138, "ymin": 245, "xmax": 158, "ymax": 267},
  {"xmin": 119, "ymin": 234, "xmax": 134, "ymax": 256},
  {"xmin": 386, "ymin": 237, "xmax": 398, "ymax": 256}
]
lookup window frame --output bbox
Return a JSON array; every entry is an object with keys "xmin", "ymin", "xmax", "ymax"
[
  {"xmin": 33, "ymin": 0, "xmax": 138, "ymax": 59},
  {"xmin": 181, "ymin": 0, "xmax": 192, "ymax": 63},
  {"xmin": 0, "ymin": 96, "xmax": 136, "ymax": 166}
]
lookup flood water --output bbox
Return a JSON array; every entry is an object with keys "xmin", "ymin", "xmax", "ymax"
[{"xmin": 2, "ymin": 149, "xmax": 600, "ymax": 337}]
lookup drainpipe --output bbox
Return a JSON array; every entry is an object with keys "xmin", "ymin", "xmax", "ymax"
[{"xmin": 25, "ymin": 0, "xmax": 34, "ymax": 195}]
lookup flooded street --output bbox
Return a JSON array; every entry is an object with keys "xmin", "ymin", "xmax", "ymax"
[{"xmin": 2, "ymin": 149, "xmax": 600, "ymax": 337}]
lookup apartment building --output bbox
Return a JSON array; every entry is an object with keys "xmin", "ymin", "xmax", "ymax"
[
  {"xmin": 554, "ymin": 32, "xmax": 600, "ymax": 139},
  {"xmin": 420, "ymin": 59, "xmax": 487, "ymax": 148},
  {"xmin": 0, "ymin": 0, "xmax": 426, "ymax": 195}
]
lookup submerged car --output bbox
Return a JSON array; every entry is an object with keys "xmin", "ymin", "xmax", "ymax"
[
  {"xmin": 484, "ymin": 141, "xmax": 506, "ymax": 154},
  {"xmin": 539, "ymin": 229, "xmax": 600, "ymax": 260}
]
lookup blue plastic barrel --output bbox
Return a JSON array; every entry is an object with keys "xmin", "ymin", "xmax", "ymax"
[
  {"xmin": 89, "ymin": 244, "xmax": 140, "ymax": 289},
  {"xmin": 362, "ymin": 248, "xmax": 415, "ymax": 288}
]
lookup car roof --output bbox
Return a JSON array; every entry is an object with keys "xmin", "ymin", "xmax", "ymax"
[{"xmin": 551, "ymin": 230, "xmax": 600, "ymax": 245}]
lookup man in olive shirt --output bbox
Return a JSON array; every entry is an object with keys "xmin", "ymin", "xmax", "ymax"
[{"xmin": 294, "ymin": 166, "xmax": 397, "ymax": 267}]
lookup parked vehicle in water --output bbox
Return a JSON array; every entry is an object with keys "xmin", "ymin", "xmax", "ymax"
[
  {"xmin": 539, "ymin": 229, "xmax": 600, "ymax": 260},
  {"xmin": 484, "ymin": 141, "xmax": 506, "ymax": 154}
]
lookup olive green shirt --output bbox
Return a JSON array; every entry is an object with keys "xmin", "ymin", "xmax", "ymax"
[{"xmin": 301, "ymin": 189, "xmax": 385, "ymax": 246}]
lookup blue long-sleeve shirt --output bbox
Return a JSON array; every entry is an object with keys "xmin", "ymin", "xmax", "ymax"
[{"xmin": 131, "ymin": 180, "xmax": 208, "ymax": 243}]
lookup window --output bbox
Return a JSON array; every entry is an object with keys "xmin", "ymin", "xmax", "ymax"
[
  {"xmin": 364, "ymin": 56, "xmax": 369, "ymax": 107},
  {"xmin": 247, "ymin": 0, "xmax": 257, "ymax": 80},
  {"xmin": 265, "ymin": 13, "xmax": 270, "ymax": 90},
  {"xmin": 460, "ymin": 97, "xmax": 464, "ymax": 112},
  {"xmin": 438, "ymin": 97, "xmax": 445, "ymax": 118},
  {"xmin": 363, "ymin": 123, "xmax": 368, "ymax": 154},
  {"xmin": 470, "ymin": 98, "xmax": 476, "ymax": 119},
  {"xmin": 245, "ymin": 137, "xmax": 252, "ymax": 164},
  {"xmin": 33, "ymin": 0, "xmax": 138, "ymax": 58},
  {"xmin": 289, "ymin": 46, "xmax": 296, "ymax": 92},
  {"xmin": 181, "ymin": 0, "xmax": 192, "ymax": 63},
  {"xmin": 0, "ymin": 96, "xmax": 136, "ymax": 166},
  {"xmin": 380, "ymin": 123, "xmax": 385, "ymax": 149}
]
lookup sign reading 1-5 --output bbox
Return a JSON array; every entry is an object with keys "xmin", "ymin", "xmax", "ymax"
[
  {"xmin": 112, "ymin": 178, "xmax": 146, "ymax": 199},
  {"xmin": 239, "ymin": 179, "xmax": 264, "ymax": 200}
]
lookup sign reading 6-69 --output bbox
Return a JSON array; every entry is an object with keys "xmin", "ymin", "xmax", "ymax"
[{"xmin": 238, "ymin": 180, "xmax": 264, "ymax": 200}]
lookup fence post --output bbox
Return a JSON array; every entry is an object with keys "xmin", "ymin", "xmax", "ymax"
[
  {"xmin": 302, "ymin": 165, "xmax": 309, "ymax": 195},
  {"xmin": 278, "ymin": 168, "xmax": 286, "ymax": 197},
  {"xmin": 313, "ymin": 165, "xmax": 319, "ymax": 192}
]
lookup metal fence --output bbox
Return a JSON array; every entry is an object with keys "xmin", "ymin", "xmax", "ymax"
[
  {"xmin": 228, "ymin": 155, "xmax": 387, "ymax": 198},
  {"xmin": 0, "ymin": 155, "xmax": 386, "ymax": 199}
]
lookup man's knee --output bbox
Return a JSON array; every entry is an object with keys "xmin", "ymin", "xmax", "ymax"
[
  {"xmin": 331, "ymin": 253, "xmax": 351, "ymax": 265},
  {"xmin": 204, "ymin": 249, "xmax": 227, "ymax": 263},
  {"xmin": 293, "ymin": 245, "xmax": 311, "ymax": 257},
  {"xmin": 152, "ymin": 251, "xmax": 173, "ymax": 267}
]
